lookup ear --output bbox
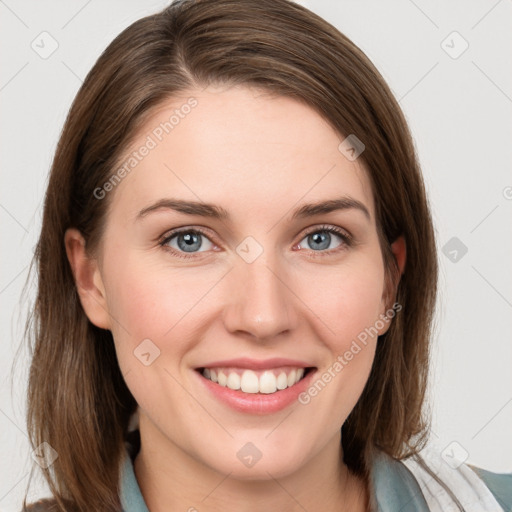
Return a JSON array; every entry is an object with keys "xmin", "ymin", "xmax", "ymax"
[
  {"xmin": 377, "ymin": 235, "xmax": 406, "ymax": 336},
  {"xmin": 64, "ymin": 228, "xmax": 111, "ymax": 330},
  {"xmin": 391, "ymin": 235, "xmax": 406, "ymax": 276}
]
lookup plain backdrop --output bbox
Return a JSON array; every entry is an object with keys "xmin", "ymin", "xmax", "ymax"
[{"xmin": 1, "ymin": 0, "xmax": 511, "ymax": 510}]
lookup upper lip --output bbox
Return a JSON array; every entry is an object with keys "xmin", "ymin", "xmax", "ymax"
[{"xmin": 197, "ymin": 357, "xmax": 315, "ymax": 371}]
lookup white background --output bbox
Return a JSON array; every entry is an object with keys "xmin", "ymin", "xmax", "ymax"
[{"xmin": 1, "ymin": 0, "xmax": 511, "ymax": 510}]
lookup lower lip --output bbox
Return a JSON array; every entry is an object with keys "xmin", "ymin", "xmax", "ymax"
[{"xmin": 195, "ymin": 369, "xmax": 316, "ymax": 414}]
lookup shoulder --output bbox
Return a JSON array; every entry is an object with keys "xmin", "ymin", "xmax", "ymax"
[
  {"xmin": 400, "ymin": 444, "xmax": 511, "ymax": 512},
  {"xmin": 468, "ymin": 464, "xmax": 512, "ymax": 512},
  {"xmin": 370, "ymin": 449, "xmax": 431, "ymax": 511}
]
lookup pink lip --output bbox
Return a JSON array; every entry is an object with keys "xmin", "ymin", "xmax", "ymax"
[
  {"xmin": 194, "ymin": 366, "xmax": 317, "ymax": 415},
  {"xmin": 198, "ymin": 357, "xmax": 312, "ymax": 371}
]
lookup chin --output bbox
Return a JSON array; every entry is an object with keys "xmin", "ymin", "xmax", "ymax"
[{"xmin": 200, "ymin": 441, "xmax": 310, "ymax": 481}]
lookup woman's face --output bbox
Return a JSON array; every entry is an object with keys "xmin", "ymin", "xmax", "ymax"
[{"xmin": 73, "ymin": 84, "xmax": 402, "ymax": 479}]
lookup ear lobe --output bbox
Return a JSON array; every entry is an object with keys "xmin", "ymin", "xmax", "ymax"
[{"xmin": 64, "ymin": 228, "xmax": 111, "ymax": 330}]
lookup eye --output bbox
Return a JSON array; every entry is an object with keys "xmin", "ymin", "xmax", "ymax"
[
  {"xmin": 160, "ymin": 228, "xmax": 215, "ymax": 259},
  {"xmin": 159, "ymin": 224, "xmax": 353, "ymax": 260},
  {"xmin": 295, "ymin": 225, "xmax": 353, "ymax": 255}
]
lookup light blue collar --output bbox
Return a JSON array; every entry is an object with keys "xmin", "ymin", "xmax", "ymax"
[
  {"xmin": 120, "ymin": 447, "xmax": 150, "ymax": 512},
  {"xmin": 370, "ymin": 449, "xmax": 430, "ymax": 512}
]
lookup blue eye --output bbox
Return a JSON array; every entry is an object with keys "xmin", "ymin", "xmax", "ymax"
[
  {"xmin": 159, "ymin": 225, "xmax": 353, "ymax": 260},
  {"xmin": 297, "ymin": 225, "xmax": 352, "ymax": 255},
  {"xmin": 160, "ymin": 229, "xmax": 215, "ymax": 259}
]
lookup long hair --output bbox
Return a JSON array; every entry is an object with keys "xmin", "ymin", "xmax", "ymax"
[{"xmin": 24, "ymin": 0, "xmax": 438, "ymax": 509}]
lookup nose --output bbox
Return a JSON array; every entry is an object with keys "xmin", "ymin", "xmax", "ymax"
[{"xmin": 222, "ymin": 254, "xmax": 298, "ymax": 341}]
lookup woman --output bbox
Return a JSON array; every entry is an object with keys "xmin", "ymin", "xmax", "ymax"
[{"xmin": 23, "ymin": 0, "xmax": 511, "ymax": 510}]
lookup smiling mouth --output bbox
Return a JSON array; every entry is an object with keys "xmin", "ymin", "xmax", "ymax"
[{"xmin": 196, "ymin": 366, "xmax": 315, "ymax": 395}]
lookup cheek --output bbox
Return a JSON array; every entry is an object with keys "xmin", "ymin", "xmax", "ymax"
[
  {"xmin": 293, "ymin": 254, "xmax": 385, "ymax": 400},
  {"xmin": 102, "ymin": 253, "xmax": 230, "ymax": 385},
  {"xmin": 294, "ymin": 253, "xmax": 386, "ymax": 344},
  {"xmin": 103, "ymin": 253, "xmax": 215, "ymax": 339},
  {"xmin": 102, "ymin": 258, "xmax": 211, "ymax": 412},
  {"xmin": 104, "ymin": 242, "xmax": 386, "ymax": 355}
]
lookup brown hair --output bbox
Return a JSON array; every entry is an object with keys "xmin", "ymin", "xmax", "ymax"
[{"xmin": 24, "ymin": 0, "xmax": 437, "ymax": 509}]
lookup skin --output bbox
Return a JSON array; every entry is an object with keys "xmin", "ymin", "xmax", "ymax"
[{"xmin": 65, "ymin": 84, "xmax": 406, "ymax": 512}]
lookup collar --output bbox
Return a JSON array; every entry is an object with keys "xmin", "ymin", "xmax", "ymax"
[{"xmin": 120, "ymin": 444, "xmax": 150, "ymax": 512}]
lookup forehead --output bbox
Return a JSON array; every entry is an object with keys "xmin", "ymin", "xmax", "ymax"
[{"xmin": 108, "ymin": 84, "xmax": 375, "ymax": 223}]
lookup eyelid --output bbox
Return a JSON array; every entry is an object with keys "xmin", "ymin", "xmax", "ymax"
[
  {"xmin": 299, "ymin": 223, "xmax": 352, "ymax": 241},
  {"xmin": 159, "ymin": 224, "xmax": 216, "ymax": 241}
]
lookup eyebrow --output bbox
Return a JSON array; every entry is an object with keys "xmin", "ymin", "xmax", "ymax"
[{"xmin": 136, "ymin": 196, "xmax": 371, "ymax": 222}]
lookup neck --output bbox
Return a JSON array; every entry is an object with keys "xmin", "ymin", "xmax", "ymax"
[{"xmin": 133, "ymin": 416, "xmax": 369, "ymax": 512}]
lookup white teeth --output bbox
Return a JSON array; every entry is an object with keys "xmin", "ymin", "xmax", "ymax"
[
  {"xmin": 202, "ymin": 367, "xmax": 309, "ymax": 394},
  {"xmin": 276, "ymin": 372, "xmax": 288, "ymax": 390},
  {"xmin": 240, "ymin": 370, "xmax": 259, "ymax": 393},
  {"xmin": 259, "ymin": 371, "xmax": 277, "ymax": 394},
  {"xmin": 227, "ymin": 372, "xmax": 241, "ymax": 390},
  {"xmin": 217, "ymin": 371, "xmax": 227, "ymax": 386}
]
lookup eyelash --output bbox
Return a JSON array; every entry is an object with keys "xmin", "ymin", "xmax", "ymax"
[{"xmin": 159, "ymin": 224, "xmax": 353, "ymax": 260}]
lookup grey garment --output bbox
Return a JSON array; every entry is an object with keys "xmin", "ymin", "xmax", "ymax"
[
  {"xmin": 369, "ymin": 450, "xmax": 431, "ymax": 512},
  {"xmin": 468, "ymin": 466, "xmax": 512, "ymax": 512}
]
